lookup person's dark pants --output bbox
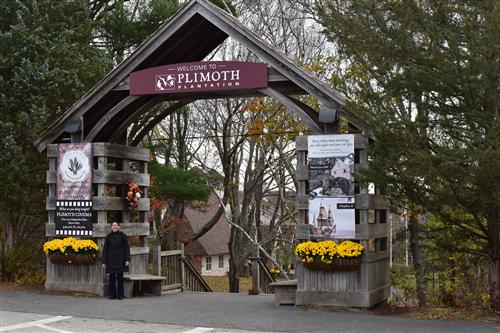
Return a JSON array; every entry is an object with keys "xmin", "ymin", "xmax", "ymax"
[{"xmin": 108, "ymin": 273, "xmax": 124, "ymax": 299}]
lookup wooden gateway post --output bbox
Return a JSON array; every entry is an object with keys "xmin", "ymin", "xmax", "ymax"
[
  {"xmin": 45, "ymin": 143, "xmax": 151, "ymax": 295},
  {"xmin": 294, "ymin": 135, "xmax": 390, "ymax": 307}
]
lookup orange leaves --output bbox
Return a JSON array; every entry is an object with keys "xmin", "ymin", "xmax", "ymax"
[
  {"xmin": 242, "ymin": 98, "xmax": 264, "ymax": 113},
  {"xmin": 151, "ymin": 198, "xmax": 167, "ymax": 210}
]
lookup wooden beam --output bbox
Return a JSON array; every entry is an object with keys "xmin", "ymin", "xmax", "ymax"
[
  {"xmin": 108, "ymin": 95, "xmax": 169, "ymax": 143},
  {"xmin": 93, "ymin": 143, "xmax": 150, "ymax": 161},
  {"xmin": 85, "ymin": 96, "xmax": 143, "ymax": 142},
  {"xmin": 258, "ymin": 87, "xmax": 322, "ymax": 133},
  {"xmin": 130, "ymin": 99, "xmax": 195, "ymax": 146}
]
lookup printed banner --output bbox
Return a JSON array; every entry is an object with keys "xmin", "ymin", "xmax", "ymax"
[
  {"xmin": 57, "ymin": 144, "xmax": 92, "ymax": 200},
  {"xmin": 308, "ymin": 135, "xmax": 355, "ymax": 239},
  {"xmin": 55, "ymin": 200, "xmax": 93, "ymax": 236}
]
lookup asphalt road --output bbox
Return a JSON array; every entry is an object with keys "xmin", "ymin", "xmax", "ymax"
[{"xmin": 0, "ymin": 290, "xmax": 498, "ymax": 333}]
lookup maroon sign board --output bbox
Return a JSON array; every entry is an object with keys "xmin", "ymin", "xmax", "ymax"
[{"xmin": 129, "ymin": 61, "xmax": 268, "ymax": 95}]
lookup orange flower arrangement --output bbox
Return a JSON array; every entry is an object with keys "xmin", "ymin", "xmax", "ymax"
[{"xmin": 126, "ymin": 181, "xmax": 141, "ymax": 210}]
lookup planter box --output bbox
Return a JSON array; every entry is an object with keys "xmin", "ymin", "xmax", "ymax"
[
  {"xmin": 48, "ymin": 253, "xmax": 97, "ymax": 265},
  {"xmin": 303, "ymin": 258, "xmax": 360, "ymax": 272}
]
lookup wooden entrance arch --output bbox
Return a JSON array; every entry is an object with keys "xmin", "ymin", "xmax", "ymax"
[
  {"xmin": 34, "ymin": 0, "xmax": 371, "ymax": 151},
  {"xmin": 37, "ymin": 0, "xmax": 388, "ymax": 306}
]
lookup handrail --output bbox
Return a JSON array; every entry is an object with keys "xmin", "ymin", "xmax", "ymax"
[
  {"xmin": 258, "ymin": 258, "xmax": 276, "ymax": 294},
  {"xmin": 182, "ymin": 256, "xmax": 213, "ymax": 292},
  {"xmin": 154, "ymin": 244, "xmax": 213, "ymax": 293}
]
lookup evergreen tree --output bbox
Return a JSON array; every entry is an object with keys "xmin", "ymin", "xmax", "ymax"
[
  {"xmin": 311, "ymin": 0, "xmax": 500, "ymax": 309},
  {"xmin": 0, "ymin": 0, "xmax": 111, "ymax": 281}
]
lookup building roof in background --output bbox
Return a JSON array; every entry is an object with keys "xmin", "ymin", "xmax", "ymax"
[{"xmin": 185, "ymin": 194, "xmax": 230, "ymax": 257}]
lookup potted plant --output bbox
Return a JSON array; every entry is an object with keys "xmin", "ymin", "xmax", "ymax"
[
  {"xmin": 43, "ymin": 237, "xmax": 99, "ymax": 265},
  {"xmin": 269, "ymin": 267, "xmax": 283, "ymax": 279},
  {"xmin": 295, "ymin": 240, "xmax": 364, "ymax": 271}
]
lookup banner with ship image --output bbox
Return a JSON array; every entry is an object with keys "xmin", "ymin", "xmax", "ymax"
[{"xmin": 308, "ymin": 135, "xmax": 355, "ymax": 239}]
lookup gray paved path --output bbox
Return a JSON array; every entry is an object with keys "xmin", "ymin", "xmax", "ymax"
[{"xmin": 0, "ymin": 290, "xmax": 498, "ymax": 333}]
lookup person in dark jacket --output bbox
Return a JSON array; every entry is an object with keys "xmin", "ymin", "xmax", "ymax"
[{"xmin": 102, "ymin": 222, "xmax": 130, "ymax": 300}]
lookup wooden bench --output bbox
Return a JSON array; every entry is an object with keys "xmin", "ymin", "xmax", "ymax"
[
  {"xmin": 123, "ymin": 274, "xmax": 166, "ymax": 297},
  {"xmin": 270, "ymin": 280, "xmax": 297, "ymax": 306}
]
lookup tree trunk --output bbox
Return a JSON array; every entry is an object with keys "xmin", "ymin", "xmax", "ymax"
[
  {"xmin": 228, "ymin": 256, "xmax": 240, "ymax": 293},
  {"xmin": 408, "ymin": 210, "xmax": 427, "ymax": 308},
  {"xmin": 489, "ymin": 256, "xmax": 500, "ymax": 310}
]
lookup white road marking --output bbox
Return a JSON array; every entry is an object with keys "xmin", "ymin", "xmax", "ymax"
[
  {"xmin": 0, "ymin": 315, "xmax": 72, "ymax": 332},
  {"xmin": 182, "ymin": 328, "xmax": 214, "ymax": 333},
  {"xmin": 36, "ymin": 323, "xmax": 74, "ymax": 333}
]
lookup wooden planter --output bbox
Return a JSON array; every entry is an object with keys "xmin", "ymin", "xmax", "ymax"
[
  {"xmin": 48, "ymin": 253, "xmax": 97, "ymax": 265},
  {"xmin": 303, "ymin": 258, "xmax": 360, "ymax": 272}
]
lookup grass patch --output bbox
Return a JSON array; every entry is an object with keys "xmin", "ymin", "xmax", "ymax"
[
  {"xmin": 405, "ymin": 307, "xmax": 500, "ymax": 323},
  {"xmin": 203, "ymin": 276, "xmax": 252, "ymax": 293}
]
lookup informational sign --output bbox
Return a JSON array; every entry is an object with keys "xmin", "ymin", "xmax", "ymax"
[
  {"xmin": 308, "ymin": 135, "xmax": 355, "ymax": 239},
  {"xmin": 56, "ymin": 144, "xmax": 93, "ymax": 235},
  {"xmin": 55, "ymin": 200, "xmax": 93, "ymax": 236},
  {"xmin": 129, "ymin": 61, "xmax": 268, "ymax": 95}
]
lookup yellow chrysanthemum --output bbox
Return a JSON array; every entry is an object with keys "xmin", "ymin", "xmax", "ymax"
[
  {"xmin": 43, "ymin": 237, "xmax": 99, "ymax": 256},
  {"xmin": 295, "ymin": 240, "xmax": 364, "ymax": 264}
]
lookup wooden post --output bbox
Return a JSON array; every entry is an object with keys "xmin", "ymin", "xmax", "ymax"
[
  {"xmin": 45, "ymin": 143, "xmax": 151, "ymax": 296},
  {"xmin": 250, "ymin": 244, "xmax": 260, "ymax": 295},
  {"xmin": 152, "ymin": 244, "xmax": 161, "ymax": 276},
  {"xmin": 180, "ymin": 243, "xmax": 186, "ymax": 291},
  {"xmin": 295, "ymin": 135, "xmax": 390, "ymax": 307},
  {"xmin": 140, "ymin": 161, "xmax": 149, "ymax": 252},
  {"xmin": 122, "ymin": 159, "xmax": 130, "ymax": 224}
]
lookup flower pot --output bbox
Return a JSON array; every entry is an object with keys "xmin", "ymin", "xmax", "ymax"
[
  {"xmin": 303, "ymin": 258, "xmax": 360, "ymax": 272},
  {"xmin": 48, "ymin": 253, "xmax": 97, "ymax": 265}
]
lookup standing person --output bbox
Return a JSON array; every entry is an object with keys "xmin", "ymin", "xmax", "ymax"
[{"xmin": 102, "ymin": 222, "xmax": 130, "ymax": 300}]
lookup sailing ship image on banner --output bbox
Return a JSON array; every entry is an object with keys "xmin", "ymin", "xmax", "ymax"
[
  {"xmin": 309, "ymin": 197, "xmax": 355, "ymax": 238},
  {"xmin": 308, "ymin": 135, "xmax": 356, "ymax": 239}
]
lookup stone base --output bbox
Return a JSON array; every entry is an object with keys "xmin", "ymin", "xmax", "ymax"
[{"xmin": 295, "ymin": 285, "xmax": 389, "ymax": 308}]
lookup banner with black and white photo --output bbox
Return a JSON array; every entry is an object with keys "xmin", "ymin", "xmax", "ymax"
[
  {"xmin": 308, "ymin": 135, "xmax": 355, "ymax": 239},
  {"xmin": 56, "ymin": 144, "xmax": 93, "ymax": 235}
]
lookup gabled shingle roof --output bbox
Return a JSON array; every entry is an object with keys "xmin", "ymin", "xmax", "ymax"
[
  {"xmin": 184, "ymin": 194, "xmax": 230, "ymax": 256},
  {"xmin": 35, "ymin": 0, "xmax": 369, "ymax": 151}
]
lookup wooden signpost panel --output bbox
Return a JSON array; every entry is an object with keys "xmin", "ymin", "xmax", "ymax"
[
  {"xmin": 294, "ymin": 135, "xmax": 390, "ymax": 307},
  {"xmin": 45, "ymin": 143, "xmax": 150, "ymax": 295}
]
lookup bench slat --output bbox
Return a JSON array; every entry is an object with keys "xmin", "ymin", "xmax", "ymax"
[{"xmin": 123, "ymin": 274, "xmax": 167, "ymax": 281}]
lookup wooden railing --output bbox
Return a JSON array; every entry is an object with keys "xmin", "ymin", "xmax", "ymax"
[
  {"xmin": 152, "ymin": 245, "xmax": 212, "ymax": 292},
  {"xmin": 258, "ymin": 259, "xmax": 276, "ymax": 294},
  {"xmin": 184, "ymin": 257, "xmax": 213, "ymax": 292},
  {"xmin": 158, "ymin": 249, "xmax": 183, "ymax": 291}
]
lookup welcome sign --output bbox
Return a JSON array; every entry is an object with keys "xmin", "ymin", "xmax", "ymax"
[{"xmin": 129, "ymin": 61, "xmax": 268, "ymax": 95}]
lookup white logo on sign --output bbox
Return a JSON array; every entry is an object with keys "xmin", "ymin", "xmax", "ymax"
[
  {"xmin": 155, "ymin": 74, "xmax": 175, "ymax": 91},
  {"xmin": 61, "ymin": 151, "xmax": 90, "ymax": 182}
]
